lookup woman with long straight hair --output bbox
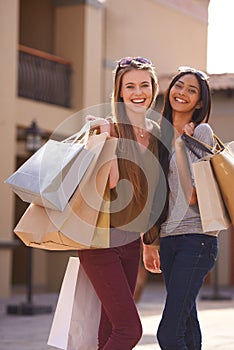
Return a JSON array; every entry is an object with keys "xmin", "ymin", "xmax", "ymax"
[
  {"xmin": 78, "ymin": 56, "xmax": 162, "ymax": 349},
  {"xmin": 143, "ymin": 67, "xmax": 218, "ymax": 350}
]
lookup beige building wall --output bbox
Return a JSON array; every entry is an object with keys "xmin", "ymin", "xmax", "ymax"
[
  {"xmin": 55, "ymin": 2, "xmax": 104, "ymax": 110},
  {"xmin": 0, "ymin": 0, "xmax": 19, "ymax": 297},
  {"xmin": 103, "ymin": 0, "xmax": 209, "ymax": 102}
]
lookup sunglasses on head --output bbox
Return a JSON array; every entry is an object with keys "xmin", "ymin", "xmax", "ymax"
[
  {"xmin": 178, "ymin": 66, "xmax": 209, "ymax": 81},
  {"xmin": 118, "ymin": 57, "xmax": 152, "ymax": 68}
]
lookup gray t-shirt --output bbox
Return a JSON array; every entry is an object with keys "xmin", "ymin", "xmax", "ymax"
[{"xmin": 160, "ymin": 123, "xmax": 219, "ymax": 238}]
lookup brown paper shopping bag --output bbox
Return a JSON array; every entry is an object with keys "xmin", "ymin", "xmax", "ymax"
[
  {"xmin": 48, "ymin": 257, "xmax": 101, "ymax": 350},
  {"xmin": 14, "ymin": 135, "xmax": 117, "ymax": 250},
  {"xmin": 192, "ymin": 159, "xmax": 231, "ymax": 232},
  {"xmin": 210, "ymin": 146, "xmax": 234, "ymax": 224}
]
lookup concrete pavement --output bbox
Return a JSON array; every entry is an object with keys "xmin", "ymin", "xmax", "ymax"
[{"xmin": 0, "ymin": 283, "xmax": 234, "ymax": 350}]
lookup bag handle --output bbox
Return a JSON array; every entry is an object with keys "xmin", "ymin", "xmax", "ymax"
[
  {"xmin": 181, "ymin": 133, "xmax": 214, "ymax": 159},
  {"xmin": 62, "ymin": 121, "xmax": 92, "ymax": 145},
  {"xmin": 181, "ymin": 132, "xmax": 229, "ymax": 160},
  {"xmin": 213, "ymin": 134, "xmax": 226, "ymax": 152}
]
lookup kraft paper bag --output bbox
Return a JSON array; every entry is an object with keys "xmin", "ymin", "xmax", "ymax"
[
  {"xmin": 210, "ymin": 146, "xmax": 234, "ymax": 224},
  {"xmin": 14, "ymin": 135, "xmax": 117, "ymax": 250},
  {"xmin": 13, "ymin": 186, "xmax": 110, "ymax": 251},
  {"xmin": 192, "ymin": 159, "xmax": 231, "ymax": 232},
  {"xmin": 48, "ymin": 257, "xmax": 101, "ymax": 350},
  {"xmin": 5, "ymin": 122, "xmax": 95, "ymax": 211}
]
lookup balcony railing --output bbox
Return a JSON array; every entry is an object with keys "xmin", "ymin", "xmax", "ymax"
[{"xmin": 18, "ymin": 45, "xmax": 72, "ymax": 108}]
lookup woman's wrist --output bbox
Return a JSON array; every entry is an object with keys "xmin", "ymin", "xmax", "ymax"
[
  {"xmin": 142, "ymin": 226, "xmax": 160, "ymax": 247},
  {"xmin": 175, "ymin": 135, "xmax": 184, "ymax": 147},
  {"xmin": 143, "ymin": 242, "xmax": 160, "ymax": 250}
]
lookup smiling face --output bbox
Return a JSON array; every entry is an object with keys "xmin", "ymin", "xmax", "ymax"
[
  {"xmin": 120, "ymin": 69, "xmax": 153, "ymax": 116},
  {"xmin": 169, "ymin": 73, "xmax": 202, "ymax": 116}
]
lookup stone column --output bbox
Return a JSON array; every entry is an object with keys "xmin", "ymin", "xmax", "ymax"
[
  {"xmin": 54, "ymin": 0, "xmax": 105, "ymax": 110},
  {"xmin": 0, "ymin": 0, "xmax": 19, "ymax": 297}
]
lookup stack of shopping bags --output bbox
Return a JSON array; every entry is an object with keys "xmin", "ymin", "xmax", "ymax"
[{"xmin": 5, "ymin": 122, "xmax": 117, "ymax": 250}]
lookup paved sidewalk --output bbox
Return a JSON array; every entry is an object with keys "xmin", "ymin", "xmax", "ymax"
[{"xmin": 0, "ymin": 283, "xmax": 234, "ymax": 350}]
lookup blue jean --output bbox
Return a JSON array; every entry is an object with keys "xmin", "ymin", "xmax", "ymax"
[
  {"xmin": 157, "ymin": 234, "xmax": 218, "ymax": 350},
  {"xmin": 78, "ymin": 238, "xmax": 142, "ymax": 350}
]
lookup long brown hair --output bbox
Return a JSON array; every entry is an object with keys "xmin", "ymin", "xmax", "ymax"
[
  {"xmin": 111, "ymin": 58, "xmax": 158, "ymax": 205},
  {"xmin": 158, "ymin": 69, "xmax": 212, "ymax": 225}
]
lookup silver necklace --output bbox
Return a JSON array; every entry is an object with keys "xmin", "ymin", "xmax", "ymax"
[{"xmin": 138, "ymin": 127, "xmax": 145, "ymax": 138}]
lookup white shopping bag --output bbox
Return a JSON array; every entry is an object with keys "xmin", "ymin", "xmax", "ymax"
[
  {"xmin": 5, "ymin": 123, "xmax": 95, "ymax": 211},
  {"xmin": 48, "ymin": 257, "xmax": 101, "ymax": 350},
  {"xmin": 5, "ymin": 140, "xmax": 94, "ymax": 211}
]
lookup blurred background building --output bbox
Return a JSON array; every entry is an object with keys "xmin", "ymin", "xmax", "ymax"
[{"xmin": 1, "ymin": 0, "xmax": 233, "ymax": 298}]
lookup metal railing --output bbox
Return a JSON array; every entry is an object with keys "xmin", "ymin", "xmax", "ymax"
[{"xmin": 18, "ymin": 45, "xmax": 72, "ymax": 108}]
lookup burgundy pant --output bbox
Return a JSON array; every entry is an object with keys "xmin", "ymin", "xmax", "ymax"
[{"xmin": 78, "ymin": 238, "xmax": 142, "ymax": 350}]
